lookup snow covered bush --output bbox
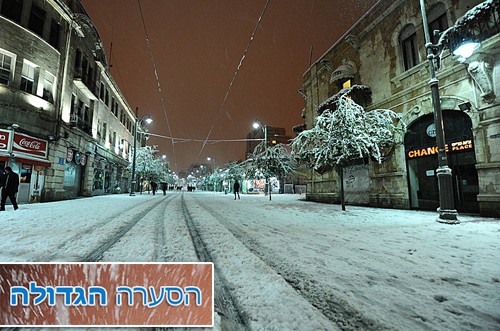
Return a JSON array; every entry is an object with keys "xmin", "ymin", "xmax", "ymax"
[{"xmin": 292, "ymin": 93, "xmax": 405, "ymax": 170}]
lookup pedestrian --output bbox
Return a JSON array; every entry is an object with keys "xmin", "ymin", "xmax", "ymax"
[
  {"xmin": 0, "ymin": 166, "xmax": 20, "ymax": 211},
  {"xmin": 161, "ymin": 182, "xmax": 167, "ymax": 195},
  {"xmin": 233, "ymin": 180, "xmax": 240, "ymax": 200},
  {"xmin": 151, "ymin": 181, "xmax": 158, "ymax": 195}
]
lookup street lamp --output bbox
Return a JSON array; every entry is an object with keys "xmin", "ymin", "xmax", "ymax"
[
  {"xmin": 129, "ymin": 109, "xmax": 153, "ymax": 196},
  {"xmin": 207, "ymin": 156, "xmax": 216, "ymax": 171},
  {"xmin": 252, "ymin": 121, "xmax": 267, "ymax": 147},
  {"xmin": 418, "ymin": 0, "xmax": 479, "ymax": 223},
  {"xmin": 207, "ymin": 156, "xmax": 217, "ymax": 192},
  {"xmin": 253, "ymin": 120, "xmax": 271, "ymax": 198}
]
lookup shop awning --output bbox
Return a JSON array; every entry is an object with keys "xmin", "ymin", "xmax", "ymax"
[{"xmin": 0, "ymin": 154, "xmax": 51, "ymax": 168}]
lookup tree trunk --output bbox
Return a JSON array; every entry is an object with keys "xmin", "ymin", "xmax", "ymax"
[
  {"xmin": 338, "ymin": 166, "xmax": 345, "ymax": 211},
  {"xmin": 268, "ymin": 177, "xmax": 272, "ymax": 201}
]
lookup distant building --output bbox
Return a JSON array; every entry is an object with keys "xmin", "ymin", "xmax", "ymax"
[
  {"xmin": 0, "ymin": 0, "xmax": 138, "ymax": 202},
  {"xmin": 246, "ymin": 126, "xmax": 291, "ymax": 157},
  {"xmin": 297, "ymin": 0, "xmax": 499, "ymax": 217}
]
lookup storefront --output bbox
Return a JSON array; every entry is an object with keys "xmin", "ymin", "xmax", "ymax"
[
  {"xmin": 92, "ymin": 157, "xmax": 118, "ymax": 195},
  {"xmin": 63, "ymin": 148, "xmax": 87, "ymax": 198},
  {"xmin": 0, "ymin": 129, "xmax": 51, "ymax": 203},
  {"xmin": 404, "ymin": 111, "xmax": 479, "ymax": 213},
  {"xmin": 244, "ymin": 178, "xmax": 280, "ymax": 194}
]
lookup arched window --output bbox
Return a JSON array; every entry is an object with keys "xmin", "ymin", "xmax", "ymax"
[
  {"xmin": 428, "ymin": 3, "xmax": 449, "ymax": 44},
  {"xmin": 399, "ymin": 24, "xmax": 419, "ymax": 71}
]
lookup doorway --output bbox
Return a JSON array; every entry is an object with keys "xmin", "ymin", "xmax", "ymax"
[{"xmin": 405, "ymin": 110, "xmax": 479, "ymax": 213}]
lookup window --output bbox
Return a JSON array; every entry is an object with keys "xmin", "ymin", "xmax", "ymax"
[
  {"xmin": 428, "ymin": 3, "xmax": 449, "ymax": 45},
  {"xmin": 99, "ymin": 82, "xmax": 105, "ymax": 100},
  {"xmin": 28, "ymin": 3, "xmax": 46, "ymax": 37},
  {"xmin": 1, "ymin": 0, "xmax": 24, "ymax": 24},
  {"xmin": 70, "ymin": 95, "xmax": 76, "ymax": 113},
  {"xmin": 105, "ymin": 89, "xmax": 109, "ymax": 107},
  {"xmin": 102, "ymin": 122, "xmax": 107, "ymax": 142},
  {"xmin": 74, "ymin": 49, "xmax": 82, "ymax": 71},
  {"xmin": 20, "ymin": 60, "xmax": 37, "ymax": 94},
  {"xmin": 77, "ymin": 99, "xmax": 84, "ymax": 117},
  {"xmin": 0, "ymin": 52, "xmax": 13, "ymax": 85},
  {"xmin": 42, "ymin": 72, "xmax": 55, "ymax": 102},
  {"xmin": 81, "ymin": 55, "xmax": 88, "ymax": 79},
  {"xmin": 49, "ymin": 19, "xmax": 61, "ymax": 49},
  {"xmin": 400, "ymin": 24, "xmax": 419, "ymax": 71}
]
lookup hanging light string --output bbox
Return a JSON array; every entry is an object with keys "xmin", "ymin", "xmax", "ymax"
[
  {"xmin": 137, "ymin": 0, "xmax": 178, "ymax": 171},
  {"xmin": 191, "ymin": 0, "xmax": 271, "ymax": 168}
]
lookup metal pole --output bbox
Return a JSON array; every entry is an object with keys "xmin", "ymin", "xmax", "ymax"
[
  {"xmin": 129, "ymin": 113, "xmax": 139, "ymax": 196},
  {"xmin": 264, "ymin": 125, "xmax": 272, "ymax": 200},
  {"xmin": 419, "ymin": 0, "xmax": 458, "ymax": 223}
]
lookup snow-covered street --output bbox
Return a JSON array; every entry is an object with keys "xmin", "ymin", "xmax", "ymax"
[{"xmin": 0, "ymin": 191, "xmax": 499, "ymax": 330}]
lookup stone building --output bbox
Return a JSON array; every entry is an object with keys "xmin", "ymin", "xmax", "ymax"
[
  {"xmin": 298, "ymin": 0, "xmax": 499, "ymax": 217},
  {"xmin": 0, "ymin": 0, "xmax": 137, "ymax": 203}
]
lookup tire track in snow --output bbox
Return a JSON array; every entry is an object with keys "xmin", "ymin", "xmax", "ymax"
[
  {"xmin": 35, "ymin": 196, "xmax": 169, "ymax": 262},
  {"xmin": 81, "ymin": 195, "xmax": 175, "ymax": 262},
  {"xmin": 180, "ymin": 192, "xmax": 249, "ymax": 331},
  {"xmin": 193, "ymin": 196, "xmax": 389, "ymax": 331}
]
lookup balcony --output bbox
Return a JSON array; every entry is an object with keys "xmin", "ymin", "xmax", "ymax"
[
  {"xmin": 70, "ymin": 114, "xmax": 92, "ymax": 136},
  {"xmin": 73, "ymin": 67, "xmax": 97, "ymax": 100}
]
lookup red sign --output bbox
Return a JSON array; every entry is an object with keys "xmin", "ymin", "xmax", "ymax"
[
  {"xmin": 12, "ymin": 133, "xmax": 48, "ymax": 158},
  {"xmin": 0, "ymin": 129, "xmax": 11, "ymax": 152}
]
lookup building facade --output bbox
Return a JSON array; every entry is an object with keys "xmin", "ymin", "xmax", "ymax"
[
  {"xmin": 299, "ymin": 0, "xmax": 499, "ymax": 217},
  {"xmin": 0, "ymin": 0, "xmax": 137, "ymax": 203}
]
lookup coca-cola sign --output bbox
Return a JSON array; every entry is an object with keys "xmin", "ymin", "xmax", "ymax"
[
  {"xmin": 12, "ymin": 133, "xmax": 48, "ymax": 158},
  {"xmin": 0, "ymin": 129, "xmax": 11, "ymax": 152}
]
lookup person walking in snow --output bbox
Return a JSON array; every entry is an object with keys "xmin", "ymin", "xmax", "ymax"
[
  {"xmin": 233, "ymin": 180, "xmax": 240, "ymax": 200},
  {"xmin": 0, "ymin": 166, "xmax": 20, "ymax": 211},
  {"xmin": 151, "ymin": 181, "xmax": 158, "ymax": 195}
]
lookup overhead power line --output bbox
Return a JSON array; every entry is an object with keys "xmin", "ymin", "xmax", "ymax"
[
  {"xmin": 137, "ymin": 0, "xmax": 178, "ymax": 172},
  {"xmin": 191, "ymin": 0, "xmax": 272, "ymax": 167},
  {"xmin": 146, "ymin": 132, "xmax": 264, "ymax": 144}
]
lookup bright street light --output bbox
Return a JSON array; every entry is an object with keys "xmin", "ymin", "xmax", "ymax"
[
  {"xmin": 453, "ymin": 41, "xmax": 480, "ymax": 62},
  {"xmin": 130, "ymin": 109, "xmax": 153, "ymax": 196}
]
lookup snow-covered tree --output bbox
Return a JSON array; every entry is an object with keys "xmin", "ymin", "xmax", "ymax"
[
  {"xmin": 127, "ymin": 146, "xmax": 171, "ymax": 189},
  {"xmin": 225, "ymin": 161, "xmax": 245, "ymax": 181},
  {"xmin": 248, "ymin": 142, "xmax": 295, "ymax": 201},
  {"xmin": 207, "ymin": 170, "xmax": 224, "ymax": 192},
  {"xmin": 291, "ymin": 92, "xmax": 405, "ymax": 210}
]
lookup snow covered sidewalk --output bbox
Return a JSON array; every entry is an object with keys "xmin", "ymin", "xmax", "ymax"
[{"xmin": 0, "ymin": 192, "xmax": 498, "ymax": 330}]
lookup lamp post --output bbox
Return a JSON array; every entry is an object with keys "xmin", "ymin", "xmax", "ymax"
[
  {"xmin": 129, "ymin": 109, "xmax": 153, "ymax": 196},
  {"xmin": 253, "ymin": 120, "xmax": 270, "ymax": 198},
  {"xmin": 207, "ymin": 156, "xmax": 216, "ymax": 192},
  {"xmin": 419, "ymin": 0, "xmax": 460, "ymax": 223}
]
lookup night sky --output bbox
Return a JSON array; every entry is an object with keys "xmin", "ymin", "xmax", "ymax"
[{"xmin": 80, "ymin": 0, "xmax": 378, "ymax": 174}]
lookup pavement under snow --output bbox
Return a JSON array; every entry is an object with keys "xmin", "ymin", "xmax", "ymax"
[{"xmin": 0, "ymin": 191, "xmax": 499, "ymax": 330}]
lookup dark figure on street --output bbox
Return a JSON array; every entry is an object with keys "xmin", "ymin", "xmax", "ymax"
[
  {"xmin": 151, "ymin": 181, "xmax": 158, "ymax": 195},
  {"xmin": 0, "ymin": 166, "xmax": 19, "ymax": 211},
  {"xmin": 161, "ymin": 182, "xmax": 167, "ymax": 195},
  {"xmin": 233, "ymin": 180, "xmax": 240, "ymax": 200}
]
